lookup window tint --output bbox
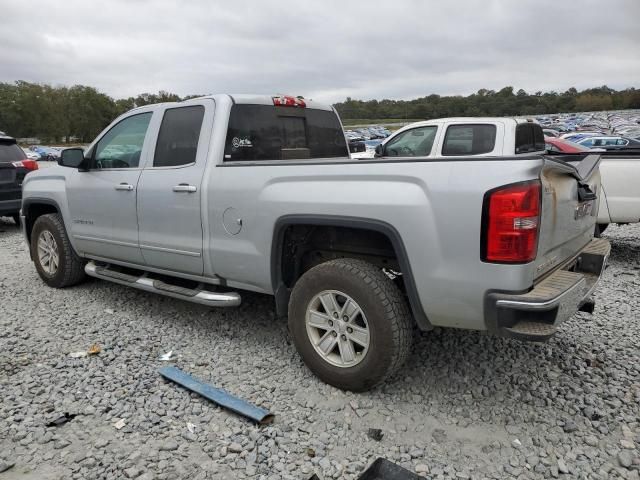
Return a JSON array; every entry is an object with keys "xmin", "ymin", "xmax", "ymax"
[
  {"xmin": 515, "ymin": 124, "xmax": 545, "ymax": 153},
  {"xmin": 154, "ymin": 106, "xmax": 204, "ymax": 167},
  {"xmin": 224, "ymin": 105, "xmax": 348, "ymax": 161},
  {"xmin": 0, "ymin": 142, "xmax": 26, "ymax": 162},
  {"xmin": 384, "ymin": 126, "xmax": 436, "ymax": 157},
  {"xmin": 94, "ymin": 113, "xmax": 152, "ymax": 169},
  {"xmin": 442, "ymin": 124, "xmax": 496, "ymax": 155}
]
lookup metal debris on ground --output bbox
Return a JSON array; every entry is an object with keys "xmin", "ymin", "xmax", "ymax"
[
  {"xmin": 367, "ymin": 428, "xmax": 384, "ymax": 441},
  {"xmin": 159, "ymin": 350, "xmax": 173, "ymax": 361},
  {"xmin": 113, "ymin": 418, "xmax": 126, "ymax": 430},
  {"xmin": 46, "ymin": 412, "xmax": 76, "ymax": 427},
  {"xmin": 187, "ymin": 422, "xmax": 196, "ymax": 433},
  {"xmin": 159, "ymin": 366, "xmax": 274, "ymax": 425}
]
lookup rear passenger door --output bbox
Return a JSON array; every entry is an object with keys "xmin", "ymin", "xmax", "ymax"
[{"xmin": 136, "ymin": 100, "xmax": 213, "ymax": 275}]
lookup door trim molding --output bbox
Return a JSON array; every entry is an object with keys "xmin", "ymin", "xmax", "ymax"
[
  {"xmin": 74, "ymin": 235, "xmax": 138, "ymax": 248},
  {"xmin": 140, "ymin": 244, "xmax": 202, "ymax": 257}
]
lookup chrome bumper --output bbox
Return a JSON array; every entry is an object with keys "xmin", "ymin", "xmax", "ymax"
[{"xmin": 488, "ymin": 238, "xmax": 611, "ymax": 341}]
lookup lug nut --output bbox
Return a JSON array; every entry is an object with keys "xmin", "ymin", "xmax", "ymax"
[
  {"xmin": 328, "ymin": 320, "xmax": 334, "ymax": 327},
  {"xmin": 333, "ymin": 312, "xmax": 339, "ymax": 318},
  {"xmin": 347, "ymin": 327, "xmax": 353, "ymax": 334},
  {"xmin": 341, "ymin": 334, "xmax": 347, "ymax": 341},
  {"xmin": 331, "ymin": 331, "xmax": 338, "ymax": 337},
  {"xmin": 343, "ymin": 315, "xmax": 348, "ymax": 321}
]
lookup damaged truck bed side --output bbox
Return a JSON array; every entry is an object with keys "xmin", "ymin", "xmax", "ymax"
[{"xmin": 21, "ymin": 99, "xmax": 610, "ymax": 391}]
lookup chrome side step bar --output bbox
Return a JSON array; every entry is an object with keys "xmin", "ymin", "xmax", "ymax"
[{"xmin": 84, "ymin": 261, "xmax": 241, "ymax": 307}]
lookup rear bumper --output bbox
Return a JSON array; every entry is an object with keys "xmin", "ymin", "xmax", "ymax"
[{"xmin": 486, "ymin": 238, "xmax": 610, "ymax": 341}]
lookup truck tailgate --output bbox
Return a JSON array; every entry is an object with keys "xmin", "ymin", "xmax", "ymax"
[{"xmin": 534, "ymin": 154, "xmax": 601, "ymax": 280}]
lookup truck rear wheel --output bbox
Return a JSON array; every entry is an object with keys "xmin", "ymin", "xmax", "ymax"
[
  {"xmin": 31, "ymin": 213, "xmax": 86, "ymax": 288},
  {"xmin": 288, "ymin": 258, "xmax": 412, "ymax": 391}
]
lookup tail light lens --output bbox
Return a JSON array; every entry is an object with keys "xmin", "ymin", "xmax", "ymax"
[
  {"xmin": 482, "ymin": 180, "xmax": 541, "ymax": 263},
  {"xmin": 12, "ymin": 160, "xmax": 39, "ymax": 171}
]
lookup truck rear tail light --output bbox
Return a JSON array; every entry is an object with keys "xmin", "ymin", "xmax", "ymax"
[
  {"xmin": 272, "ymin": 95, "xmax": 306, "ymax": 108},
  {"xmin": 482, "ymin": 180, "xmax": 541, "ymax": 263},
  {"xmin": 12, "ymin": 160, "xmax": 39, "ymax": 171}
]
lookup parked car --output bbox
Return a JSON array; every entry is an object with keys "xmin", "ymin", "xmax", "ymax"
[
  {"xmin": 33, "ymin": 146, "xmax": 61, "ymax": 161},
  {"xmin": 577, "ymin": 136, "xmax": 640, "ymax": 149},
  {"xmin": 543, "ymin": 129, "xmax": 560, "ymax": 137},
  {"xmin": 545, "ymin": 136, "xmax": 592, "ymax": 154},
  {"xmin": 22, "ymin": 147, "xmax": 41, "ymax": 160},
  {"xmin": 22, "ymin": 99, "xmax": 609, "ymax": 391},
  {"xmin": 1, "ymin": 133, "xmax": 38, "ymax": 224}
]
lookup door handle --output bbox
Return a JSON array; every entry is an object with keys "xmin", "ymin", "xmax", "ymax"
[
  {"xmin": 173, "ymin": 184, "xmax": 197, "ymax": 193},
  {"xmin": 115, "ymin": 183, "xmax": 134, "ymax": 191}
]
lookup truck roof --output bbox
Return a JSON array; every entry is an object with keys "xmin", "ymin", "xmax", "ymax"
[
  {"xmin": 128, "ymin": 95, "xmax": 334, "ymax": 113},
  {"xmin": 407, "ymin": 117, "xmax": 538, "ymax": 127}
]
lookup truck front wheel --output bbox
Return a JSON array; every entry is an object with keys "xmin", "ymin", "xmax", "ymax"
[
  {"xmin": 31, "ymin": 213, "xmax": 86, "ymax": 288},
  {"xmin": 288, "ymin": 258, "xmax": 412, "ymax": 391}
]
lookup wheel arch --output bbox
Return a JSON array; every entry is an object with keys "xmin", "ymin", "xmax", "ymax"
[
  {"xmin": 270, "ymin": 214, "xmax": 432, "ymax": 330},
  {"xmin": 23, "ymin": 198, "xmax": 62, "ymax": 255}
]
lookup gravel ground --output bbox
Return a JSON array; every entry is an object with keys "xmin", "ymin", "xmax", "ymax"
[{"xmin": 1, "ymin": 217, "xmax": 639, "ymax": 480}]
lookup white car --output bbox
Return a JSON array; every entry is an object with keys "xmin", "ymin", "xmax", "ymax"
[{"xmin": 22, "ymin": 147, "xmax": 41, "ymax": 160}]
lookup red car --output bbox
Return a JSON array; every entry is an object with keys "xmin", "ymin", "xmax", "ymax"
[{"xmin": 545, "ymin": 136, "xmax": 591, "ymax": 154}]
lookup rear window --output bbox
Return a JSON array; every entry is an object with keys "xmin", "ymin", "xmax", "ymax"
[
  {"xmin": 515, "ymin": 123, "xmax": 546, "ymax": 153},
  {"xmin": 224, "ymin": 105, "xmax": 348, "ymax": 161},
  {"xmin": 442, "ymin": 124, "xmax": 496, "ymax": 156},
  {"xmin": 0, "ymin": 142, "xmax": 26, "ymax": 163}
]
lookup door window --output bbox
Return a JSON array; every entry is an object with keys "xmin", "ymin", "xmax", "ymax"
[
  {"xmin": 442, "ymin": 124, "xmax": 496, "ymax": 155},
  {"xmin": 153, "ymin": 106, "xmax": 205, "ymax": 167},
  {"xmin": 384, "ymin": 126, "xmax": 437, "ymax": 157},
  {"xmin": 94, "ymin": 113, "xmax": 152, "ymax": 169}
]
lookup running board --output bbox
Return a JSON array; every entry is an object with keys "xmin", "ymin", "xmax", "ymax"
[{"xmin": 84, "ymin": 261, "xmax": 241, "ymax": 307}]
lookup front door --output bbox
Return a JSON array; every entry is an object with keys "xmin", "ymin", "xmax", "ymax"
[
  {"xmin": 137, "ymin": 101, "xmax": 212, "ymax": 275},
  {"xmin": 66, "ymin": 111, "xmax": 154, "ymax": 264}
]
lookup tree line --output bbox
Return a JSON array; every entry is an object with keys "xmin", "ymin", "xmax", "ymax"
[
  {"xmin": 334, "ymin": 86, "xmax": 640, "ymax": 122},
  {"xmin": 1, "ymin": 81, "xmax": 639, "ymax": 143}
]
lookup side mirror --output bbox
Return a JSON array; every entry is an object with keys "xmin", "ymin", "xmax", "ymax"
[
  {"xmin": 59, "ymin": 148, "xmax": 86, "ymax": 169},
  {"xmin": 374, "ymin": 144, "xmax": 384, "ymax": 157}
]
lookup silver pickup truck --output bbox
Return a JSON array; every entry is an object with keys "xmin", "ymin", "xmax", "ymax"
[{"xmin": 21, "ymin": 95, "xmax": 610, "ymax": 391}]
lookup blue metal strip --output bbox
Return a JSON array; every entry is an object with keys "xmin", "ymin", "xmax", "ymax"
[{"xmin": 159, "ymin": 366, "xmax": 274, "ymax": 425}]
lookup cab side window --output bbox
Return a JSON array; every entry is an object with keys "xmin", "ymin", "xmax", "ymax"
[
  {"xmin": 442, "ymin": 124, "xmax": 496, "ymax": 155},
  {"xmin": 94, "ymin": 113, "xmax": 152, "ymax": 169},
  {"xmin": 384, "ymin": 126, "xmax": 437, "ymax": 157},
  {"xmin": 153, "ymin": 106, "xmax": 205, "ymax": 167}
]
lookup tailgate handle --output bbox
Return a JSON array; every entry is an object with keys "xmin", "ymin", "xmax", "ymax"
[{"xmin": 577, "ymin": 183, "xmax": 597, "ymax": 202}]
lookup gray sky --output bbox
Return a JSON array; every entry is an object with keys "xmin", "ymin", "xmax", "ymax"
[{"xmin": 1, "ymin": 0, "xmax": 639, "ymax": 103}]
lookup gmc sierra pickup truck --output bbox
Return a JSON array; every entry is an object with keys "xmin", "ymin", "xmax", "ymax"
[{"xmin": 21, "ymin": 96, "xmax": 610, "ymax": 391}]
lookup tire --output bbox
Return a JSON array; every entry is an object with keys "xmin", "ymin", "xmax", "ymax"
[
  {"xmin": 288, "ymin": 258, "xmax": 412, "ymax": 391},
  {"xmin": 594, "ymin": 223, "xmax": 609, "ymax": 238},
  {"xmin": 31, "ymin": 213, "xmax": 86, "ymax": 288}
]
